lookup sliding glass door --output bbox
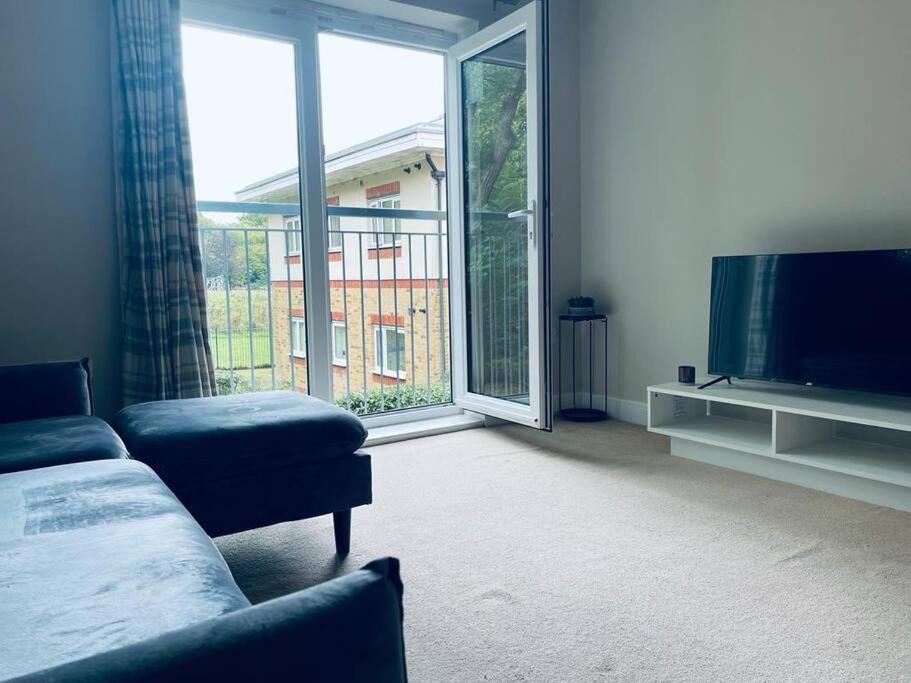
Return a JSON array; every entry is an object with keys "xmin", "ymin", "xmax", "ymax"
[
  {"xmin": 315, "ymin": 33, "xmax": 452, "ymax": 416},
  {"xmin": 182, "ymin": 1, "xmax": 331, "ymax": 402},
  {"xmin": 182, "ymin": 1, "xmax": 455, "ymax": 419},
  {"xmin": 183, "ymin": 22, "xmax": 309, "ymax": 396},
  {"xmin": 447, "ymin": 3, "xmax": 550, "ymax": 429},
  {"xmin": 183, "ymin": 0, "xmax": 548, "ymax": 427}
]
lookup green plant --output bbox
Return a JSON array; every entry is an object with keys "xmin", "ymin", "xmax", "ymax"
[
  {"xmin": 214, "ymin": 370, "xmax": 448, "ymax": 415},
  {"xmin": 214, "ymin": 369, "xmax": 290, "ymax": 395},
  {"xmin": 336, "ymin": 382, "xmax": 451, "ymax": 416},
  {"xmin": 569, "ymin": 296, "xmax": 594, "ymax": 308}
]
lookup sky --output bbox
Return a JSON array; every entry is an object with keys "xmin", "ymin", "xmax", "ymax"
[{"xmin": 182, "ymin": 25, "xmax": 445, "ymax": 202}]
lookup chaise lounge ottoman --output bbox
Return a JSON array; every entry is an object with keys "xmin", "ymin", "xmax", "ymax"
[{"xmin": 112, "ymin": 391, "xmax": 370, "ymax": 554}]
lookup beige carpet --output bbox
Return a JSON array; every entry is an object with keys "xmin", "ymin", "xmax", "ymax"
[{"xmin": 216, "ymin": 420, "xmax": 911, "ymax": 681}]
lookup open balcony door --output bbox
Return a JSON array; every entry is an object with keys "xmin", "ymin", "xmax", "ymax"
[{"xmin": 446, "ymin": 2, "xmax": 551, "ymax": 430}]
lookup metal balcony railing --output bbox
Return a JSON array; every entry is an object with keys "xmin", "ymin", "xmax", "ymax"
[{"xmin": 197, "ymin": 201, "xmax": 451, "ymax": 416}]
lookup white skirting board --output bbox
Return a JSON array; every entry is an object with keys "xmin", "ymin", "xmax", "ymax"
[{"xmin": 605, "ymin": 396, "xmax": 648, "ymax": 425}]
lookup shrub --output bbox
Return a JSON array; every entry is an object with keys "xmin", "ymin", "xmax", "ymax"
[
  {"xmin": 215, "ymin": 370, "xmax": 450, "ymax": 416},
  {"xmin": 336, "ymin": 382, "xmax": 451, "ymax": 416},
  {"xmin": 214, "ymin": 369, "xmax": 290, "ymax": 395}
]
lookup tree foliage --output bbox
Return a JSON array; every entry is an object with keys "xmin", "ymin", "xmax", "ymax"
[
  {"xmin": 463, "ymin": 59, "xmax": 527, "ymax": 212},
  {"xmin": 461, "ymin": 54, "xmax": 531, "ymax": 396},
  {"xmin": 199, "ymin": 213, "xmax": 268, "ymax": 288}
]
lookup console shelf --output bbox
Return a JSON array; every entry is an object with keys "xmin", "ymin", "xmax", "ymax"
[
  {"xmin": 650, "ymin": 414, "xmax": 772, "ymax": 456},
  {"xmin": 647, "ymin": 379, "xmax": 911, "ymax": 512}
]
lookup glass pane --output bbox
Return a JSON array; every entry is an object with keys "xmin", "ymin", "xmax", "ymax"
[
  {"xmin": 292, "ymin": 319, "xmax": 306, "ymax": 356},
  {"xmin": 385, "ymin": 329, "xmax": 404, "ymax": 374},
  {"xmin": 328, "ymin": 217, "xmax": 342, "ymax": 249},
  {"xmin": 317, "ymin": 32, "xmax": 452, "ymax": 414},
  {"xmin": 461, "ymin": 31, "xmax": 529, "ymax": 404},
  {"xmin": 183, "ymin": 24, "xmax": 308, "ymax": 396},
  {"xmin": 334, "ymin": 325, "xmax": 347, "ymax": 362}
]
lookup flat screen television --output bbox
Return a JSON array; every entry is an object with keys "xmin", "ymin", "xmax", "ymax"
[{"xmin": 707, "ymin": 248, "xmax": 911, "ymax": 396}]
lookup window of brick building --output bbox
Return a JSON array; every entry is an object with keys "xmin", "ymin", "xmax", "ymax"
[
  {"xmin": 332, "ymin": 322, "xmax": 347, "ymax": 365},
  {"xmin": 291, "ymin": 317, "xmax": 307, "ymax": 358},
  {"xmin": 369, "ymin": 196, "xmax": 401, "ymax": 247},
  {"xmin": 374, "ymin": 325, "xmax": 405, "ymax": 377}
]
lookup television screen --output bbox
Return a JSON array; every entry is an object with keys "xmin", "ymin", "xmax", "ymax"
[{"xmin": 707, "ymin": 248, "xmax": 911, "ymax": 396}]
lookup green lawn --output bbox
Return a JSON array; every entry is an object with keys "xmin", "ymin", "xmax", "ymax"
[
  {"xmin": 215, "ymin": 367, "xmax": 287, "ymax": 395},
  {"xmin": 210, "ymin": 328, "xmax": 273, "ymax": 369}
]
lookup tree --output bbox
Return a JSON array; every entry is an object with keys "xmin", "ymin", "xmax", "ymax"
[
  {"xmin": 236, "ymin": 213, "xmax": 267, "ymax": 229},
  {"xmin": 461, "ymin": 57, "xmax": 531, "ymax": 397},
  {"xmin": 474, "ymin": 70, "xmax": 526, "ymax": 210},
  {"xmin": 198, "ymin": 213, "xmax": 268, "ymax": 289},
  {"xmin": 463, "ymin": 62, "xmax": 528, "ymax": 212}
]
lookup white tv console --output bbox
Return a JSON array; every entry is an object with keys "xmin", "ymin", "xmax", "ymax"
[{"xmin": 647, "ymin": 379, "xmax": 911, "ymax": 512}]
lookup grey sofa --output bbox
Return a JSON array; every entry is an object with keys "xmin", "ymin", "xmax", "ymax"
[
  {"xmin": 0, "ymin": 359, "xmax": 129, "ymax": 474},
  {"xmin": 0, "ymin": 361, "xmax": 406, "ymax": 682}
]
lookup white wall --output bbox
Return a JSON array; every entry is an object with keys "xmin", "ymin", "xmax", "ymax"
[
  {"xmin": 547, "ymin": 0, "xmax": 582, "ymax": 412},
  {"xmin": 0, "ymin": 0, "xmax": 121, "ymax": 417},
  {"xmin": 394, "ymin": 0, "xmax": 526, "ymax": 30},
  {"xmin": 580, "ymin": 0, "xmax": 911, "ymax": 410}
]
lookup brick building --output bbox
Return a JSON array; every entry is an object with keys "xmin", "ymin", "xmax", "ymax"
[{"xmin": 235, "ymin": 119, "xmax": 450, "ymax": 403}]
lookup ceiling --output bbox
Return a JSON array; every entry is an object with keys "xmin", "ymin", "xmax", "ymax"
[{"xmin": 389, "ymin": 0, "xmax": 529, "ymax": 28}]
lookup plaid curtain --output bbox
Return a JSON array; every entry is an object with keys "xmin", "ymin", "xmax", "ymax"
[{"xmin": 112, "ymin": 0, "xmax": 215, "ymax": 403}]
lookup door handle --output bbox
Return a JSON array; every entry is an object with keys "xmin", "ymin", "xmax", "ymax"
[
  {"xmin": 507, "ymin": 201, "xmax": 536, "ymax": 246},
  {"xmin": 507, "ymin": 208, "xmax": 534, "ymax": 219}
]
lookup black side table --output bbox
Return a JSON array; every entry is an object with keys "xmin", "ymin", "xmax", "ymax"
[{"xmin": 558, "ymin": 314, "xmax": 608, "ymax": 421}]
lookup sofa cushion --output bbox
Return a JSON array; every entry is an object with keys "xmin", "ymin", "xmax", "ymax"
[
  {"xmin": 0, "ymin": 416, "xmax": 129, "ymax": 475},
  {"xmin": 0, "ymin": 359, "xmax": 93, "ymax": 425},
  {"xmin": 0, "ymin": 459, "xmax": 250, "ymax": 681},
  {"xmin": 112, "ymin": 391, "xmax": 367, "ymax": 487}
]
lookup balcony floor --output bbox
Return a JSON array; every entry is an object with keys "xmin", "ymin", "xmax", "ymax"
[{"xmin": 216, "ymin": 419, "xmax": 911, "ymax": 682}]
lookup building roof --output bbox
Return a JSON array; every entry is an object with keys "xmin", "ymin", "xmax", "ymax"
[{"xmin": 235, "ymin": 117, "xmax": 445, "ymax": 202}]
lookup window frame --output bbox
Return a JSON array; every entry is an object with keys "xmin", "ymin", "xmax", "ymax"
[
  {"xmin": 181, "ymin": 1, "xmax": 466, "ymax": 423},
  {"xmin": 284, "ymin": 216, "xmax": 303, "ymax": 255},
  {"xmin": 369, "ymin": 195, "xmax": 402, "ymax": 247},
  {"xmin": 291, "ymin": 316, "xmax": 307, "ymax": 358},
  {"xmin": 327, "ymin": 214, "xmax": 343, "ymax": 252},
  {"xmin": 373, "ymin": 324, "xmax": 406, "ymax": 379},
  {"xmin": 331, "ymin": 320, "xmax": 347, "ymax": 366}
]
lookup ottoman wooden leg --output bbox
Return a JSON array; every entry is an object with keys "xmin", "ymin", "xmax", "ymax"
[{"xmin": 333, "ymin": 509, "xmax": 351, "ymax": 555}]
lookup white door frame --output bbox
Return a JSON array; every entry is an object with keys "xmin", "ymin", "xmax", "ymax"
[
  {"xmin": 445, "ymin": 2, "xmax": 550, "ymax": 429},
  {"xmin": 183, "ymin": 2, "xmax": 462, "ymax": 426},
  {"xmin": 182, "ymin": 1, "xmax": 333, "ymax": 402}
]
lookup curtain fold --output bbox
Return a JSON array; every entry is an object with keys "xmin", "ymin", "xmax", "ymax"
[{"xmin": 112, "ymin": 0, "xmax": 215, "ymax": 404}]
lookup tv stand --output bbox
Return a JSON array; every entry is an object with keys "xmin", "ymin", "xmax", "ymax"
[
  {"xmin": 647, "ymin": 379, "xmax": 911, "ymax": 512},
  {"xmin": 697, "ymin": 375, "xmax": 731, "ymax": 390}
]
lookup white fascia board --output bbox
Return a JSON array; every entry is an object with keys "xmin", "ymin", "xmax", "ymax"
[
  {"xmin": 235, "ymin": 172, "xmax": 299, "ymax": 202},
  {"xmin": 237, "ymin": 129, "xmax": 445, "ymax": 200}
]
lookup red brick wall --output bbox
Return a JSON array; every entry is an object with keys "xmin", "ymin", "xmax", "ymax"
[{"xmin": 366, "ymin": 181, "xmax": 400, "ymax": 200}]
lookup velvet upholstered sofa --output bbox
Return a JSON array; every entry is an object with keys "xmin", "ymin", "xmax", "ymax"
[{"xmin": 0, "ymin": 361, "xmax": 406, "ymax": 682}]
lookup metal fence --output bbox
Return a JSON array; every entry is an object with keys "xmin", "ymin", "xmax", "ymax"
[
  {"xmin": 209, "ymin": 325, "xmax": 273, "ymax": 370},
  {"xmin": 197, "ymin": 201, "xmax": 452, "ymax": 416},
  {"xmin": 466, "ymin": 216, "xmax": 529, "ymax": 402}
]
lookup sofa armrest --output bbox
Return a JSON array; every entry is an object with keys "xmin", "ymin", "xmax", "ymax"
[
  {"xmin": 0, "ymin": 359, "xmax": 94, "ymax": 424},
  {"xmin": 10, "ymin": 558, "xmax": 407, "ymax": 683}
]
